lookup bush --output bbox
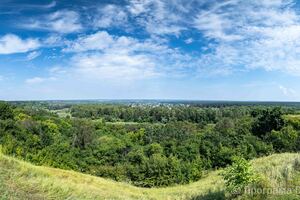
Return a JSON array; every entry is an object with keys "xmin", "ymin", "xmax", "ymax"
[
  {"xmin": 222, "ymin": 157, "xmax": 258, "ymax": 196},
  {"xmin": 0, "ymin": 102, "xmax": 13, "ymax": 120}
]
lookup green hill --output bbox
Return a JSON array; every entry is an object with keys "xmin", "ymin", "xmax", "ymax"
[{"xmin": 1, "ymin": 153, "xmax": 300, "ymax": 200}]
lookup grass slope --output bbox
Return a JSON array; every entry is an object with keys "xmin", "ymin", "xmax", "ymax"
[{"xmin": 0, "ymin": 153, "xmax": 300, "ymax": 200}]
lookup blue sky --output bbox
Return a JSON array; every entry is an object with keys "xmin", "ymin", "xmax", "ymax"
[{"xmin": 1, "ymin": 0, "xmax": 300, "ymax": 101}]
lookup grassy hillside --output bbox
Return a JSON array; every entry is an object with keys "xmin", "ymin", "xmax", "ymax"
[{"xmin": 0, "ymin": 153, "xmax": 300, "ymax": 200}]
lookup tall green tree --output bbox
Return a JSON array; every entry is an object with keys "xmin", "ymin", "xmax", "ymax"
[
  {"xmin": 0, "ymin": 102, "xmax": 13, "ymax": 120},
  {"xmin": 252, "ymin": 107, "xmax": 284, "ymax": 137},
  {"xmin": 72, "ymin": 119, "xmax": 96, "ymax": 149}
]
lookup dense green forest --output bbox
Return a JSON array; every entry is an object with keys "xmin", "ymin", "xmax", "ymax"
[{"xmin": 1, "ymin": 101, "xmax": 300, "ymax": 188}]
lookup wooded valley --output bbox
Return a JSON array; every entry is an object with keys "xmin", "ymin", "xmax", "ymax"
[{"xmin": 1, "ymin": 101, "xmax": 300, "ymax": 190}]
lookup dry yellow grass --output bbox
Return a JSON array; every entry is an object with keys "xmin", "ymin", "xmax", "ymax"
[
  {"xmin": 0, "ymin": 153, "xmax": 224, "ymax": 200},
  {"xmin": 0, "ymin": 153, "xmax": 300, "ymax": 200}
]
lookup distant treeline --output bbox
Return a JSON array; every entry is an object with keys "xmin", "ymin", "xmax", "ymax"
[
  {"xmin": 70, "ymin": 104, "xmax": 295, "ymax": 124},
  {"xmin": 10, "ymin": 100, "xmax": 300, "ymax": 110}
]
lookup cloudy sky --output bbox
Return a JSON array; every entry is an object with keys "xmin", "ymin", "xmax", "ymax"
[{"xmin": 1, "ymin": 0, "xmax": 300, "ymax": 101}]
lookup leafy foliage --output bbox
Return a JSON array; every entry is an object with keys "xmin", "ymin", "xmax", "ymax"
[
  {"xmin": 252, "ymin": 107, "xmax": 285, "ymax": 137},
  {"xmin": 0, "ymin": 102, "xmax": 299, "ymax": 187},
  {"xmin": 222, "ymin": 157, "xmax": 258, "ymax": 195}
]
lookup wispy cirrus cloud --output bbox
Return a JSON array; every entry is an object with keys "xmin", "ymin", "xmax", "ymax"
[
  {"xmin": 193, "ymin": 0, "xmax": 300, "ymax": 76},
  {"xmin": 81, "ymin": 0, "xmax": 300, "ymax": 77},
  {"xmin": 92, "ymin": 4, "xmax": 128, "ymax": 29},
  {"xmin": 279, "ymin": 85, "xmax": 296, "ymax": 97},
  {"xmin": 25, "ymin": 77, "xmax": 45, "ymax": 84},
  {"xmin": 0, "ymin": 1, "xmax": 56, "ymax": 15},
  {"xmin": 26, "ymin": 51, "xmax": 41, "ymax": 61},
  {"xmin": 25, "ymin": 76, "xmax": 56, "ymax": 84},
  {"xmin": 127, "ymin": 0, "xmax": 190, "ymax": 36},
  {"xmin": 22, "ymin": 10, "xmax": 82, "ymax": 34}
]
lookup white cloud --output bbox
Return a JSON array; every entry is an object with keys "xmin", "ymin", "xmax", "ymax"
[
  {"xmin": 194, "ymin": 12, "xmax": 242, "ymax": 41},
  {"xmin": 127, "ymin": 0, "xmax": 149, "ymax": 15},
  {"xmin": 80, "ymin": 0, "xmax": 300, "ymax": 78},
  {"xmin": 43, "ymin": 34, "xmax": 66, "ymax": 46},
  {"xmin": 25, "ymin": 1, "xmax": 57, "ymax": 9},
  {"xmin": 196, "ymin": 44, "xmax": 240, "ymax": 76},
  {"xmin": 15, "ymin": 0, "xmax": 300, "ymax": 82},
  {"xmin": 193, "ymin": 0, "xmax": 300, "ymax": 76},
  {"xmin": 64, "ymin": 31, "xmax": 114, "ymax": 52},
  {"xmin": 65, "ymin": 31, "xmax": 165, "ymax": 80},
  {"xmin": 25, "ymin": 77, "xmax": 46, "ymax": 84},
  {"xmin": 279, "ymin": 85, "xmax": 296, "ymax": 96},
  {"xmin": 72, "ymin": 52, "xmax": 158, "ymax": 80},
  {"xmin": 23, "ymin": 10, "xmax": 82, "ymax": 34},
  {"xmin": 93, "ymin": 4, "xmax": 128, "ymax": 28},
  {"xmin": 0, "ymin": 34, "xmax": 40, "ymax": 54},
  {"xmin": 64, "ymin": 31, "xmax": 168, "ymax": 53},
  {"xmin": 43, "ymin": 1, "xmax": 56, "ymax": 9},
  {"xmin": 25, "ymin": 76, "xmax": 56, "ymax": 84},
  {"xmin": 184, "ymin": 38, "xmax": 193, "ymax": 44},
  {"xmin": 62, "ymin": 30, "xmax": 195, "ymax": 80},
  {"xmin": 49, "ymin": 66, "xmax": 67, "ymax": 75},
  {"xmin": 127, "ymin": 0, "xmax": 188, "ymax": 36},
  {"xmin": 26, "ymin": 51, "xmax": 41, "ymax": 60}
]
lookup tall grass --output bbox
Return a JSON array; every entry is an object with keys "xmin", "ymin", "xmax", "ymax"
[{"xmin": 0, "ymin": 153, "xmax": 299, "ymax": 200}]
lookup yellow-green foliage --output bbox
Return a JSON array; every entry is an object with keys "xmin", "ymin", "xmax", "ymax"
[
  {"xmin": 284, "ymin": 114, "xmax": 300, "ymax": 129},
  {"xmin": 1, "ymin": 153, "xmax": 300, "ymax": 200}
]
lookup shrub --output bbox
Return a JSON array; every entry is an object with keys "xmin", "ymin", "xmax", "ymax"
[{"xmin": 222, "ymin": 157, "xmax": 258, "ymax": 196}]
